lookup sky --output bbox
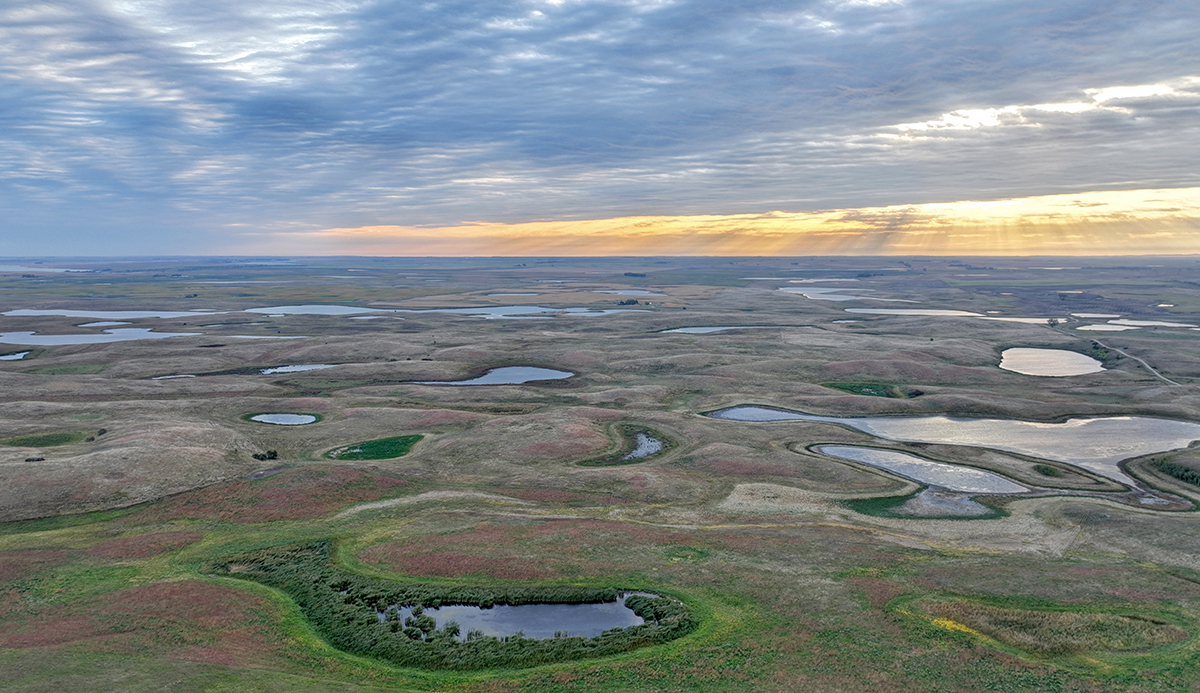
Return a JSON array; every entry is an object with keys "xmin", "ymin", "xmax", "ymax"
[{"xmin": 1, "ymin": 0, "xmax": 1197, "ymax": 256}]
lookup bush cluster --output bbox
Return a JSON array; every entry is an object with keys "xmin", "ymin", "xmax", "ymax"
[
  {"xmin": 214, "ymin": 543, "xmax": 696, "ymax": 669},
  {"xmin": 1152, "ymin": 458, "xmax": 1200, "ymax": 486}
]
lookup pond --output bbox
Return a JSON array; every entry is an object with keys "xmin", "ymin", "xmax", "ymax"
[
  {"xmin": 414, "ymin": 366, "xmax": 574, "ymax": 385},
  {"xmin": 151, "ymin": 374, "xmax": 196, "ymax": 380},
  {"xmin": 0, "ymin": 264, "xmax": 87, "ymax": 273},
  {"xmin": 779, "ymin": 287, "xmax": 915, "ymax": 302},
  {"xmin": 707, "ymin": 406, "xmax": 1200, "ymax": 485},
  {"xmin": 77, "ymin": 321, "xmax": 131, "ymax": 327},
  {"xmin": 381, "ymin": 595, "xmax": 647, "ymax": 640},
  {"xmin": 844, "ymin": 308, "xmax": 984, "ymax": 317},
  {"xmin": 245, "ymin": 305, "xmax": 385, "ymax": 315},
  {"xmin": 249, "ymin": 413, "xmax": 319, "ymax": 425},
  {"xmin": 662, "ymin": 326, "xmax": 777, "ymax": 334},
  {"xmin": 4, "ymin": 309, "xmax": 220, "ymax": 319},
  {"xmin": 1077, "ymin": 324, "xmax": 1140, "ymax": 332},
  {"xmin": 0, "ymin": 328, "xmax": 200, "ymax": 345},
  {"xmin": 622, "ymin": 433, "xmax": 665, "ymax": 461},
  {"xmin": 598, "ymin": 290, "xmax": 664, "ymax": 296},
  {"xmin": 260, "ymin": 364, "xmax": 337, "ymax": 375},
  {"xmin": 1109, "ymin": 319, "xmax": 1197, "ymax": 328},
  {"xmin": 0, "ymin": 351, "xmax": 31, "ymax": 360},
  {"xmin": 397, "ymin": 305, "xmax": 646, "ymax": 319},
  {"xmin": 815, "ymin": 445, "xmax": 1026, "ymax": 494},
  {"xmin": 999, "ymin": 348, "xmax": 1105, "ymax": 377}
]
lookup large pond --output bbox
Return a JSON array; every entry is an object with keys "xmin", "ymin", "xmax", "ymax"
[
  {"xmin": 999, "ymin": 348, "xmax": 1105, "ymax": 377},
  {"xmin": 708, "ymin": 406, "xmax": 1200, "ymax": 485},
  {"xmin": 249, "ymin": 413, "xmax": 319, "ymax": 425},
  {"xmin": 382, "ymin": 595, "xmax": 646, "ymax": 640},
  {"xmin": 415, "ymin": 366, "xmax": 574, "ymax": 386},
  {"xmin": 399, "ymin": 305, "xmax": 646, "ymax": 319},
  {"xmin": 260, "ymin": 364, "xmax": 336, "ymax": 375},
  {"xmin": 246, "ymin": 305, "xmax": 385, "ymax": 315},
  {"xmin": 0, "ymin": 328, "xmax": 200, "ymax": 345},
  {"xmin": 779, "ymin": 287, "xmax": 915, "ymax": 302},
  {"xmin": 842, "ymin": 309, "xmax": 1054, "ymax": 324},
  {"xmin": 816, "ymin": 445, "xmax": 1026, "ymax": 494},
  {"xmin": 0, "ymin": 264, "xmax": 87, "ymax": 273},
  {"xmin": 663, "ymin": 326, "xmax": 776, "ymax": 334},
  {"xmin": 4, "ymin": 309, "xmax": 219, "ymax": 319}
]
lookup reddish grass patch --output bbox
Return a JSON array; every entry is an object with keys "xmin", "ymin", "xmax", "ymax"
[
  {"xmin": 847, "ymin": 577, "xmax": 907, "ymax": 609},
  {"xmin": 86, "ymin": 531, "xmax": 204, "ymax": 560},
  {"xmin": 370, "ymin": 550, "xmax": 554, "ymax": 581},
  {"xmin": 0, "ymin": 580, "xmax": 285, "ymax": 666},
  {"xmin": 0, "ymin": 549, "xmax": 70, "ymax": 583},
  {"xmin": 409, "ymin": 410, "xmax": 486, "ymax": 427},
  {"xmin": 140, "ymin": 466, "xmax": 409, "ymax": 523}
]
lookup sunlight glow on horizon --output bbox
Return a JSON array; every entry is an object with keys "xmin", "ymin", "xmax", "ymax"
[{"xmin": 230, "ymin": 187, "xmax": 1200, "ymax": 256}]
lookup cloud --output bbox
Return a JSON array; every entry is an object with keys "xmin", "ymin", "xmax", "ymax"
[{"xmin": 0, "ymin": 0, "xmax": 1197, "ymax": 253}]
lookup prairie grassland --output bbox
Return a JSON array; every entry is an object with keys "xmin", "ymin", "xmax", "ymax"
[
  {"xmin": 3, "ymin": 257, "xmax": 1200, "ymax": 690},
  {"xmin": 926, "ymin": 601, "xmax": 1188, "ymax": 655}
]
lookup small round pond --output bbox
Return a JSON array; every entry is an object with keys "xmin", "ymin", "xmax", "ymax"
[
  {"xmin": 999, "ymin": 348, "xmax": 1104, "ymax": 377},
  {"xmin": 249, "ymin": 413, "xmax": 319, "ymax": 425}
]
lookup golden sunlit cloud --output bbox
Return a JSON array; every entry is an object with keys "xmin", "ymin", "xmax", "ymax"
[{"xmin": 232, "ymin": 187, "xmax": 1200, "ymax": 256}]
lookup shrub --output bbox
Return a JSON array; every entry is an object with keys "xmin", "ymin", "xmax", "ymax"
[
  {"xmin": 1152, "ymin": 458, "xmax": 1200, "ymax": 486},
  {"xmin": 213, "ymin": 542, "xmax": 697, "ymax": 670}
]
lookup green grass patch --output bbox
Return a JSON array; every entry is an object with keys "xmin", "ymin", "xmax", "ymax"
[
  {"xmin": 326, "ymin": 435, "xmax": 424, "ymax": 461},
  {"xmin": 0, "ymin": 431, "xmax": 91, "ymax": 447},
  {"xmin": 841, "ymin": 492, "xmax": 1008, "ymax": 520},
  {"xmin": 823, "ymin": 382, "xmax": 920, "ymax": 399},
  {"xmin": 1033, "ymin": 464, "xmax": 1063, "ymax": 478},
  {"xmin": 927, "ymin": 601, "xmax": 1188, "ymax": 656},
  {"xmin": 213, "ymin": 542, "xmax": 698, "ymax": 671},
  {"xmin": 21, "ymin": 363, "xmax": 106, "ymax": 375},
  {"xmin": 0, "ymin": 505, "xmax": 142, "ymax": 536}
]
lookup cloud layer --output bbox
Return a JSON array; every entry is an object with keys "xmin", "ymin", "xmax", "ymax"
[{"xmin": 1, "ymin": 0, "xmax": 1197, "ymax": 253}]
